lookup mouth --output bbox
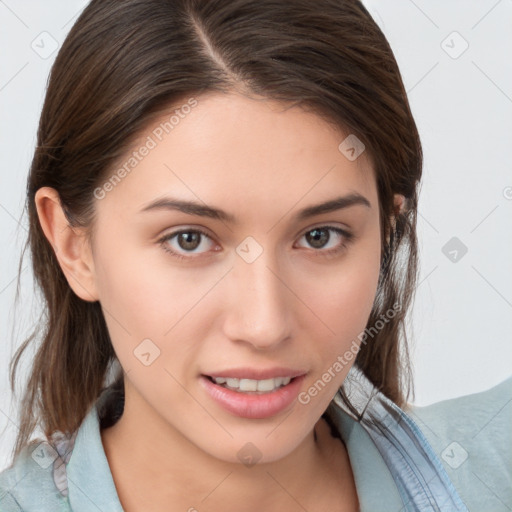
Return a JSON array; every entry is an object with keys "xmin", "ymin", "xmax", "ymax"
[{"xmin": 199, "ymin": 373, "xmax": 307, "ymax": 419}]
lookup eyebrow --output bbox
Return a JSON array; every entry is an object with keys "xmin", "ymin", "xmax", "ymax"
[{"xmin": 139, "ymin": 193, "xmax": 371, "ymax": 224}]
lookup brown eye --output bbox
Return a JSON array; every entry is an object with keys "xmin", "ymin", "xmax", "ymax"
[
  {"xmin": 304, "ymin": 227, "xmax": 331, "ymax": 249},
  {"xmin": 158, "ymin": 228, "xmax": 216, "ymax": 259},
  {"xmin": 297, "ymin": 225, "xmax": 355, "ymax": 256},
  {"xmin": 176, "ymin": 232, "xmax": 202, "ymax": 251}
]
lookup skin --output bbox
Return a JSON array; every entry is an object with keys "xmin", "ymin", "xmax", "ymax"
[{"xmin": 36, "ymin": 91, "xmax": 404, "ymax": 511}]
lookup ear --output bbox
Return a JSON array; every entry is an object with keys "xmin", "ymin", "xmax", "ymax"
[
  {"xmin": 384, "ymin": 194, "xmax": 406, "ymax": 248},
  {"xmin": 393, "ymin": 193, "xmax": 406, "ymax": 216},
  {"xmin": 34, "ymin": 187, "xmax": 99, "ymax": 302}
]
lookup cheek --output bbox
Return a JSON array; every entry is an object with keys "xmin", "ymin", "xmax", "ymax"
[
  {"xmin": 92, "ymin": 239, "xmax": 218, "ymax": 377},
  {"xmin": 91, "ymin": 235, "xmax": 174, "ymax": 369},
  {"xmin": 94, "ymin": 251, "xmax": 161, "ymax": 330},
  {"xmin": 93, "ymin": 234, "xmax": 192, "ymax": 331},
  {"xmin": 299, "ymin": 229, "xmax": 381, "ymax": 377},
  {"xmin": 309, "ymin": 235, "xmax": 380, "ymax": 331}
]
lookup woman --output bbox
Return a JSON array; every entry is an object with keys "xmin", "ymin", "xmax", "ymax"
[{"xmin": 1, "ymin": 0, "xmax": 510, "ymax": 511}]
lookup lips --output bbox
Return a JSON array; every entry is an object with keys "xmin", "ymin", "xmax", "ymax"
[{"xmin": 199, "ymin": 372, "xmax": 307, "ymax": 419}]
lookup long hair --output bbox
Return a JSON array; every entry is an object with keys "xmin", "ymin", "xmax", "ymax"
[{"xmin": 9, "ymin": 0, "xmax": 421, "ymax": 463}]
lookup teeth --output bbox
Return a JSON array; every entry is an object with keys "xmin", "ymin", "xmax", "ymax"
[
  {"xmin": 240, "ymin": 379, "xmax": 258, "ymax": 392},
  {"xmin": 226, "ymin": 378, "xmax": 239, "ymax": 388},
  {"xmin": 212, "ymin": 376, "xmax": 292, "ymax": 392},
  {"xmin": 256, "ymin": 378, "xmax": 275, "ymax": 392}
]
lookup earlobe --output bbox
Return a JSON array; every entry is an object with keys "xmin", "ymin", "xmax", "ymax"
[
  {"xmin": 393, "ymin": 193, "xmax": 406, "ymax": 215},
  {"xmin": 34, "ymin": 187, "xmax": 99, "ymax": 302}
]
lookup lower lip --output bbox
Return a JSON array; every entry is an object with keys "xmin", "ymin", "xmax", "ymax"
[{"xmin": 199, "ymin": 375, "xmax": 306, "ymax": 419}]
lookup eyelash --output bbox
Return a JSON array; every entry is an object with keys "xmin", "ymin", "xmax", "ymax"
[{"xmin": 157, "ymin": 225, "xmax": 355, "ymax": 261}]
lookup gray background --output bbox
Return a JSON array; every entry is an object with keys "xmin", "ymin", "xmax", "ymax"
[{"xmin": 1, "ymin": 0, "xmax": 511, "ymax": 470}]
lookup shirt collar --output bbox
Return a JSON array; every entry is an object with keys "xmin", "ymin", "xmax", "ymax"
[
  {"xmin": 328, "ymin": 406, "xmax": 404, "ymax": 510},
  {"xmin": 66, "ymin": 402, "xmax": 124, "ymax": 512},
  {"xmin": 327, "ymin": 366, "xmax": 469, "ymax": 511}
]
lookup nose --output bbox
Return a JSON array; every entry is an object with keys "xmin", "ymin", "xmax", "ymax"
[{"xmin": 222, "ymin": 251, "xmax": 292, "ymax": 350}]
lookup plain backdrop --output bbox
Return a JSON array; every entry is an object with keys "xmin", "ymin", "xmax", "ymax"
[{"xmin": 1, "ymin": 0, "xmax": 511, "ymax": 471}]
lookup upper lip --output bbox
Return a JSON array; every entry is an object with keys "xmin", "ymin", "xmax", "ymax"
[{"xmin": 204, "ymin": 367, "xmax": 308, "ymax": 380}]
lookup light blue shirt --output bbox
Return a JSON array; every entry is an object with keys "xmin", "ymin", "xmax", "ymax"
[{"xmin": 1, "ymin": 367, "xmax": 511, "ymax": 511}]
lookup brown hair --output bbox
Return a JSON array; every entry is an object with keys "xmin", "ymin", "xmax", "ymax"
[{"xmin": 9, "ymin": 0, "xmax": 421, "ymax": 463}]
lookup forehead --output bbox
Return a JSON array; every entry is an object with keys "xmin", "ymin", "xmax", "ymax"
[{"xmin": 95, "ymin": 91, "xmax": 377, "ymax": 222}]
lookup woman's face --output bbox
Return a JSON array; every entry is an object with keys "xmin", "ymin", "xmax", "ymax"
[{"xmin": 90, "ymin": 91, "xmax": 382, "ymax": 463}]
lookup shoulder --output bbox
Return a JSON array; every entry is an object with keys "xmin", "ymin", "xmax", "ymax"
[
  {"xmin": 406, "ymin": 376, "xmax": 512, "ymax": 511},
  {"xmin": 0, "ymin": 438, "xmax": 72, "ymax": 512},
  {"xmin": 0, "ymin": 385, "xmax": 122, "ymax": 512}
]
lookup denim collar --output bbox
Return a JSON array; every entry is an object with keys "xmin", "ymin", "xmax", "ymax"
[{"xmin": 325, "ymin": 366, "xmax": 469, "ymax": 511}]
